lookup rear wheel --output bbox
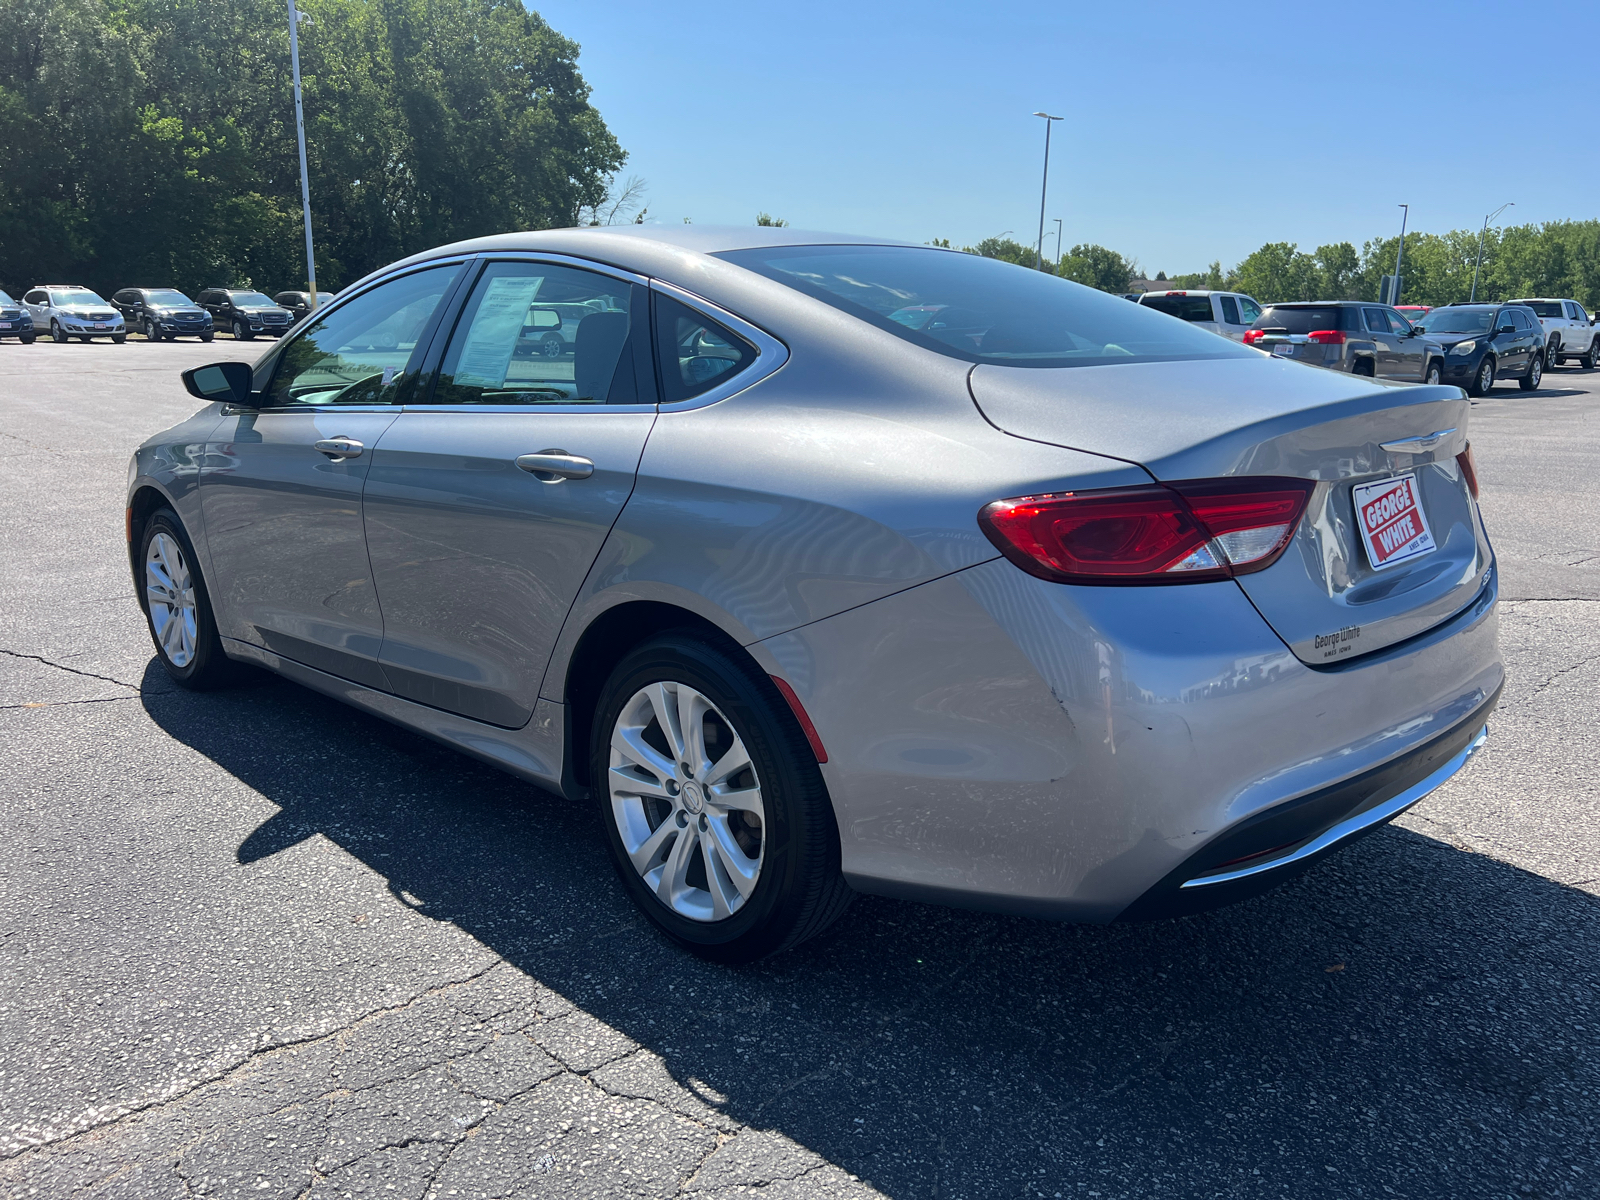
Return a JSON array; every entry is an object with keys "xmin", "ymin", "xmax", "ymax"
[
  {"xmin": 1545, "ymin": 339, "xmax": 1560, "ymax": 369},
  {"xmin": 1424, "ymin": 360, "xmax": 1442, "ymax": 385},
  {"xmin": 1582, "ymin": 339, "xmax": 1599, "ymax": 371},
  {"xmin": 1467, "ymin": 356, "xmax": 1496, "ymax": 396},
  {"xmin": 591, "ymin": 634, "xmax": 851, "ymax": 962},
  {"xmin": 1520, "ymin": 351, "xmax": 1543, "ymax": 391},
  {"xmin": 139, "ymin": 508, "xmax": 241, "ymax": 690}
]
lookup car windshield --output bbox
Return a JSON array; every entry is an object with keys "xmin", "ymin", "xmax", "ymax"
[
  {"xmin": 0, "ymin": 290, "xmax": 14, "ymax": 305},
  {"xmin": 145, "ymin": 290, "xmax": 193, "ymax": 306},
  {"xmin": 1415, "ymin": 308, "xmax": 1494, "ymax": 334},
  {"xmin": 1511, "ymin": 300, "xmax": 1563, "ymax": 318},
  {"xmin": 317, "ymin": 292, "xmax": 337, "ymax": 304},
  {"xmin": 717, "ymin": 245, "xmax": 1250, "ymax": 368},
  {"xmin": 231, "ymin": 291, "xmax": 276, "ymax": 306},
  {"xmin": 50, "ymin": 289, "xmax": 107, "ymax": 307},
  {"xmin": 1140, "ymin": 295, "xmax": 1215, "ymax": 322},
  {"xmin": 1251, "ymin": 306, "xmax": 1345, "ymax": 333}
]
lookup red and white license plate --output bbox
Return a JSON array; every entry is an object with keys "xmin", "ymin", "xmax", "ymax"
[
  {"xmin": 94, "ymin": 322, "xmax": 108, "ymax": 329},
  {"xmin": 1353, "ymin": 473, "xmax": 1436, "ymax": 570},
  {"xmin": 0, "ymin": 322, "xmax": 10, "ymax": 329}
]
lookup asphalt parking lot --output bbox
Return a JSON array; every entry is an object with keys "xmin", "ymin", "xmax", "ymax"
[{"xmin": 2, "ymin": 337, "xmax": 1596, "ymax": 1200}]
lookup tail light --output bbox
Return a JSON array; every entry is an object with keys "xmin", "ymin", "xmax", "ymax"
[
  {"xmin": 1456, "ymin": 442, "xmax": 1480, "ymax": 499},
  {"xmin": 1242, "ymin": 329, "xmax": 1266, "ymax": 346},
  {"xmin": 978, "ymin": 478, "xmax": 1316, "ymax": 586},
  {"xmin": 1306, "ymin": 329, "xmax": 1346, "ymax": 345}
]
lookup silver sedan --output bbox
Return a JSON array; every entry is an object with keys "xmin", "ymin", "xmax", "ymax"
[{"xmin": 127, "ymin": 228, "xmax": 1502, "ymax": 961}]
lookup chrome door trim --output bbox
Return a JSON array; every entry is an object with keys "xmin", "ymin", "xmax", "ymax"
[
  {"xmin": 649, "ymin": 279, "xmax": 791, "ymax": 413},
  {"xmin": 1180, "ymin": 724, "xmax": 1489, "ymax": 889},
  {"xmin": 222, "ymin": 404, "xmax": 402, "ymax": 417},
  {"xmin": 402, "ymin": 403, "xmax": 658, "ymax": 416}
]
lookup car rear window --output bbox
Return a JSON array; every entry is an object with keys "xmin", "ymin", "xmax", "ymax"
[
  {"xmin": 1140, "ymin": 295, "xmax": 1216, "ymax": 323},
  {"xmin": 716, "ymin": 245, "xmax": 1249, "ymax": 368},
  {"xmin": 1512, "ymin": 300, "xmax": 1563, "ymax": 318},
  {"xmin": 1251, "ymin": 306, "xmax": 1348, "ymax": 333}
]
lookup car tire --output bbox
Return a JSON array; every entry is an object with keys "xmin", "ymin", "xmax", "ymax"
[
  {"xmin": 112, "ymin": 332, "xmax": 126, "ymax": 344},
  {"xmin": 1352, "ymin": 358, "xmax": 1375, "ymax": 378},
  {"xmin": 1545, "ymin": 339, "xmax": 1560, "ymax": 369},
  {"xmin": 232, "ymin": 319, "xmax": 253, "ymax": 341},
  {"xmin": 79, "ymin": 336, "xmax": 93, "ymax": 343},
  {"xmin": 1467, "ymin": 356, "xmax": 1496, "ymax": 396},
  {"xmin": 20, "ymin": 334, "xmax": 35, "ymax": 345},
  {"xmin": 1424, "ymin": 360, "xmax": 1442, "ymax": 385},
  {"xmin": 145, "ymin": 317, "xmax": 161, "ymax": 341},
  {"xmin": 138, "ymin": 508, "xmax": 242, "ymax": 691},
  {"xmin": 200, "ymin": 331, "xmax": 214, "ymax": 343},
  {"xmin": 541, "ymin": 334, "xmax": 564, "ymax": 358},
  {"xmin": 50, "ymin": 321, "xmax": 66, "ymax": 344},
  {"xmin": 591, "ymin": 634, "xmax": 852, "ymax": 963},
  {"xmin": 1582, "ymin": 339, "xmax": 1599, "ymax": 371},
  {"xmin": 1520, "ymin": 352, "xmax": 1543, "ymax": 391}
]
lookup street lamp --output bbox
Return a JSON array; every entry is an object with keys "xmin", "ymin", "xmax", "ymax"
[
  {"xmin": 1470, "ymin": 202, "xmax": 1512, "ymax": 303},
  {"xmin": 1054, "ymin": 217, "xmax": 1063, "ymax": 267},
  {"xmin": 1032, "ymin": 112, "xmax": 1063, "ymax": 271},
  {"xmin": 287, "ymin": 0, "xmax": 318, "ymax": 311},
  {"xmin": 1392, "ymin": 204, "xmax": 1408, "ymax": 304}
]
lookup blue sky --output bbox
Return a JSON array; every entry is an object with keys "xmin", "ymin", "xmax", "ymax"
[{"xmin": 532, "ymin": 0, "xmax": 1599, "ymax": 277}]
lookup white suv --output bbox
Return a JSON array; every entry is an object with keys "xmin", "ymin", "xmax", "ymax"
[
  {"xmin": 1137, "ymin": 289, "xmax": 1263, "ymax": 342},
  {"xmin": 1509, "ymin": 298, "xmax": 1597, "ymax": 369},
  {"xmin": 22, "ymin": 285, "xmax": 127, "ymax": 344}
]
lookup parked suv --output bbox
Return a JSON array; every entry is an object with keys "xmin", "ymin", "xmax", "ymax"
[
  {"xmin": 1409, "ymin": 304, "xmax": 1546, "ymax": 395},
  {"xmin": 0, "ymin": 289, "xmax": 36, "ymax": 343},
  {"xmin": 1137, "ymin": 289, "xmax": 1263, "ymax": 342},
  {"xmin": 1506, "ymin": 298, "xmax": 1598, "ymax": 369},
  {"xmin": 273, "ymin": 290, "xmax": 338, "ymax": 323},
  {"xmin": 112, "ymin": 288, "xmax": 215, "ymax": 342},
  {"xmin": 1244, "ymin": 301, "xmax": 1445, "ymax": 383},
  {"xmin": 22, "ymin": 285, "xmax": 126, "ymax": 343},
  {"xmin": 197, "ymin": 288, "xmax": 293, "ymax": 340}
]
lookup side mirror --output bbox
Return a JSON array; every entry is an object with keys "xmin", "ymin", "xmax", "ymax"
[
  {"xmin": 183, "ymin": 361, "xmax": 255, "ymax": 406},
  {"xmin": 1497, "ymin": 324, "xmax": 1516, "ymax": 335}
]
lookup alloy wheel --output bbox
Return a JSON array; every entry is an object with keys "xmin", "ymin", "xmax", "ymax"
[
  {"xmin": 607, "ymin": 680, "xmax": 765, "ymax": 923},
  {"xmin": 1478, "ymin": 360, "xmax": 1494, "ymax": 392},
  {"xmin": 1529, "ymin": 356, "xmax": 1542, "ymax": 388},
  {"xmin": 145, "ymin": 531, "xmax": 198, "ymax": 668}
]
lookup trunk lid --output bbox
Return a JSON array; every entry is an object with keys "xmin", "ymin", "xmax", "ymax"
[{"xmin": 969, "ymin": 357, "xmax": 1492, "ymax": 665}]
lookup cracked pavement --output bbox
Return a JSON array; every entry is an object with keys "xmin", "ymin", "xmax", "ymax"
[{"xmin": 1, "ymin": 341, "xmax": 1597, "ymax": 1199}]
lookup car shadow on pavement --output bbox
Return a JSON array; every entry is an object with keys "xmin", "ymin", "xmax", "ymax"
[{"xmin": 142, "ymin": 661, "xmax": 1600, "ymax": 1200}]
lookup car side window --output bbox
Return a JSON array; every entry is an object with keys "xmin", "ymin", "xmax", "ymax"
[
  {"xmin": 1385, "ymin": 307, "xmax": 1410, "ymax": 332},
  {"xmin": 25, "ymin": 291, "xmax": 45, "ymax": 305},
  {"xmin": 652, "ymin": 294, "xmax": 756, "ymax": 404},
  {"xmin": 1566, "ymin": 302, "xmax": 1582, "ymax": 320},
  {"xmin": 432, "ymin": 262, "xmax": 647, "ymax": 406},
  {"xmin": 1363, "ymin": 308, "xmax": 1391, "ymax": 333},
  {"xmin": 1219, "ymin": 295, "xmax": 1241, "ymax": 325},
  {"xmin": 1238, "ymin": 297, "xmax": 1262, "ymax": 324},
  {"xmin": 264, "ymin": 264, "xmax": 461, "ymax": 407},
  {"xmin": 1511, "ymin": 309, "xmax": 1531, "ymax": 331}
]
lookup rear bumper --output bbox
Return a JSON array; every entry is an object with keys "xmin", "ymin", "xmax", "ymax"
[{"xmin": 1117, "ymin": 692, "xmax": 1496, "ymax": 920}]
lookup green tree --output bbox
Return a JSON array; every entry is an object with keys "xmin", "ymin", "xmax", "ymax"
[
  {"xmin": 755, "ymin": 212, "xmax": 788, "ymax": 227},
  {"xmin": 1057, "ymin": 243, "xmax": 1135, "ymax": 293}
]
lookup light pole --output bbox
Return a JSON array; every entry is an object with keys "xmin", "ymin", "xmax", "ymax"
[
  {"xmin": 287, "ymin": 0, "xmax": 318, "ymax": 311},
  {"xmin": 1392, "ymin": 204, "xmax": 1408, "ymax": 304},
  {"xmin": 1054, "ymin": 217, "xmax": 1063, "ymax": 268},
  {"xmin": 1032, "ymin": 112, "xmax": 1062, "ymax": 271},
  {"xmin": 1470, "ymin": 202, "xmax": 1512, "ymax": 303}
]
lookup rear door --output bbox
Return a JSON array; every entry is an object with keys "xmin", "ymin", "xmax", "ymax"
[{"xmin": 361, "ymin": 258, "xmax": 659, "ymax": 727}]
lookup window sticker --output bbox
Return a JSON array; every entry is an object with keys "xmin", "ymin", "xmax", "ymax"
[{"xmin": 454, "ymin": 276, "xmax": 543, "ymax": 388}]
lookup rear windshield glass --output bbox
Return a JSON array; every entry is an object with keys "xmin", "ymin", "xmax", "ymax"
[
  {"xmin": 1415, "ymin": 308, "xmax": 1493, "ymax": 334},
  {"xmin": 1140, "ymin": 295, "xmax": 1215, "ymax": 322},
  {"xmin": 1251, "ymin": 306, "xmax": 1346, "ymax": 333},
  {"xmin": 1511, "ymin": 300, "xmax": 1563, "ymax": 318},
  {"xmin": 716, "ymin": 245, "xmax": 1250, "ymax": 368}
]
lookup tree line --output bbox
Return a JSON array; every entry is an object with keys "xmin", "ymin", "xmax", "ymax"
[
  {"xmin": 946, "ymin": 222, "xmax": 1600, "ymax": 309},
  {"xmin": 0, "ymin": 0, "xmax": 624, "ymax": 298}
]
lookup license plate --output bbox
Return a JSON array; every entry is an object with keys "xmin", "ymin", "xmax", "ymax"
[
  {"xmin": 94, "ymin": 322, "xmax": 108, "ymax": 329},
  {"xmin": 1353, "ymin": 473, "xmax": 1436, "ymax": 570},
  {"xmin": 1272, "ymin": 342, "xmax": 1294, "ymax": 357},
  {"xmin": 0, "ymin": 322, "xmax": 10, "ymax": 329}
]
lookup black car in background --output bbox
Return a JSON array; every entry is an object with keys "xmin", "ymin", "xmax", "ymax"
[
  {"xmin": 0, "ymin": 289, "xmax": 37, "ymax": 343},
  {"xmin": 197, "ymin": 288, "xmax": 293, "ymax": 340},
  {"xmin": 1411, "ymin": 303, "xmax": 1546, "ymax": 396},
  {"xmin": 273, "ymin": 290, "xmax": 338, "ymax": 323},
  {"xmin": 111, "ymin": 288, "xmax": 214, "ymax": 342}
]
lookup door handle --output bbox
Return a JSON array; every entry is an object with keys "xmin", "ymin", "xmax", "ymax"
[
  {"xmin": 516, "ymin": 450, "xmax": 594, "ymax": 482},
  {"xmin": 314, "ymin": 437, "xmax": 364, "ymax": 459}
]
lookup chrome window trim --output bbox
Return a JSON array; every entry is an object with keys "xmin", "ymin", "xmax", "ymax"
[
  {"xmin": 402, "ymin": 403, "xmax": 658, "ymax": 416},
  {"xmin": 649, "ymin": 279, "xmax": 790, "ymax": 413},
  {"xmin": 222, "ymin": 403, "xmax": 401, "ymax": 416},
  {"xmin": 461, "ymin": 251, "xmax": 649, "ymax": 288}
]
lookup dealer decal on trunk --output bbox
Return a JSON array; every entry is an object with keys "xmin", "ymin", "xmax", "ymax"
[{"xmin": 1353, "ymin": 473, "xmax": 1436, "ymax": 570}]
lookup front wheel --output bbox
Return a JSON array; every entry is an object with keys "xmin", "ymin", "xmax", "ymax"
[
  {"xmin": 111, "ymin": 332, "xmax": 126, "ymax": 344},
  {"xmin": 139, "ymin": 509, "xmax": 240, "ymax": 689},
  {"xmin": 1520, "ymin": 351, "xmax": 1543, "ymax": 391},
  {"xmin": 540, "ymin": 334, "xmax": 564, "ymax": 358},
  {"xmin": 232, "ymin": 319, "xmax": 253, "ymax": 341},
  {"xmin": 200, "ymin": 330, "xmax": 214, "ymax": 343},
  {"xmin": 145, "ymin": 317, "xmax": 161, "ymax": 340},
  {"xmin": 51, "ymin": 321, "xmax": 66, "ymax": 344},
  {"xmin": 592, "ymin": 635, "xmax": 851, "ymax": 962},
  {"xmin": 20, "ymin": 334, "xmax": 35, "ymax": 344},
  {"xmin": 1467, "ymin": 356, "xmax": 1496, "ymax": 396}
]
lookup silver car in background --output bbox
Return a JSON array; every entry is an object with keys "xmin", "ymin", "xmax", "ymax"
[
  {"xmin": 1245, "ymin": 300, "xmax": 1446, "ymax": 383},
  {"xmin": 127, "ymin": 228, "xmax": 1501, "ymax": 961},
  {"xmin": 1137, "ymin": 288, "xmax": 1263, "ymax": 341}
]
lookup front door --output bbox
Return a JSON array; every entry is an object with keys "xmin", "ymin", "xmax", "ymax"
[
  {"xmin": 1384, "ymin": 306, "xmax": 1426, "ymax": 378},
  {"xmin": 361, "ymin": 258, "xmax": 658, "ymax": 728},
  {"xmin": 1362, "ymin": 307, "xmax": 1402, "ymax": 376},
  {"xmin": 199, "ymin": 263, "xmax": 464, "ymax": 685}
]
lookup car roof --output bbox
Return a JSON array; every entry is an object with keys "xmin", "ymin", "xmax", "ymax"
[{"xmin": 1140, "ymin": 289, "xmax": 1223, "ymax": 297}]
